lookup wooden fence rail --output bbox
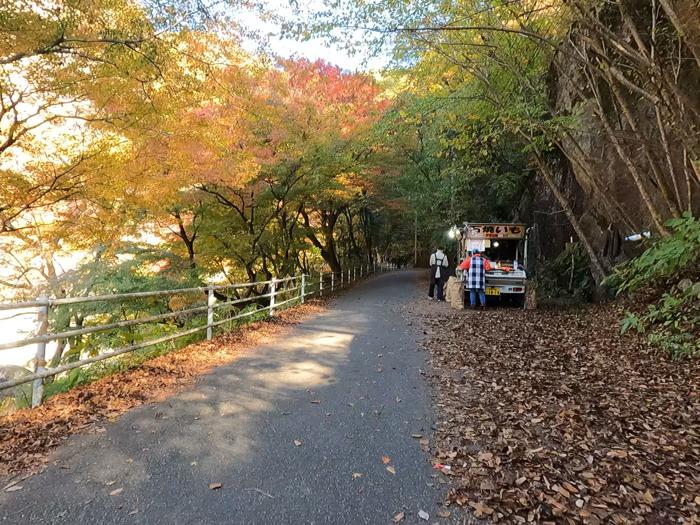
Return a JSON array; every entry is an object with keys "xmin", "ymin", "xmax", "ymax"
[{"xmin": 0, "ymin": 263, "xmax": 394, "ymax": 406}]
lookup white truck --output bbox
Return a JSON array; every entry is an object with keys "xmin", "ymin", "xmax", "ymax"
[{"xmin": 457, "ymin": 222, "xmax": 529, "ymax": 307}]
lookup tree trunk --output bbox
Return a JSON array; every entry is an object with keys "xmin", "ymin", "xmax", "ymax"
[
  {"xmin": 532, "ymin": 153, "xmax": 608, "ymax": 288},
  {"xmin": 300, "ymin": 207, "xmax": 343, "ymax": 274}
]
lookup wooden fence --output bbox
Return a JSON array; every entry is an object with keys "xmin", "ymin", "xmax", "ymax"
[{"xmin": 0, "ymin": 263, "xmax": 394, "ymax": 407}]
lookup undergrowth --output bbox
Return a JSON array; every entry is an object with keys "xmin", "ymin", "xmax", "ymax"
[
  {"xmin": 536, "ymin": 241, "xmax": 595, "ymax": 301},
  {"xmin": 610, "ymin": 213, "xmax": 700, "ymax": 358}
]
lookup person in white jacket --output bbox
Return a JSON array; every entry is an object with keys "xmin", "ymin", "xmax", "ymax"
[{"xmin": 428, "ymin": 247, "xmax": 449, "ymax": 301}]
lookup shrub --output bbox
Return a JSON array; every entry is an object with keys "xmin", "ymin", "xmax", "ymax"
[
  {"xmin": 613, "ymin": 213, "xmax": 700, "ymax": 358},
  {"xmin": 536, "ymin": 241, "xmax": 595, "ymax": 300},
  {"xmin": 610, "ymin": 213, "xmax": 700, "ymax": 294}
]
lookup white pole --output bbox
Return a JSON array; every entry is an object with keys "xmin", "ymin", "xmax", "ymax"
[
  {"xmin": 31, "ymin": 295, "xmax": 49, "ymax": 407},
  {"xmin": 319, "ymin": 272, "xmax": 323, "ymax": 297},
  {"xmin": 206, "ymin": 287, "xmax": 215, "ymax": 340},
  {"xmin": 340, "ymin": 269, "xmax": 344, "ymax": 288},
  {"xmin": 414, "ymin": 211, "xmax": 418, "ymax": 266},
  {"xmin": 269, "ymin": 277, "xmax": 277, "ymax": 316},
  {"xmin": 353, "ymin": 267, "xmax": 356, "ymax": 281},
  {"xmin": 301, "ymin": 274, "xmax": 306, "ymax": 304},
  {"xmin": 331, "ymin": 272, "xmax": 335, "ymax": 292}
]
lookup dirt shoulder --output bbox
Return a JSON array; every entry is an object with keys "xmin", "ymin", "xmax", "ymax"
[
  {"xmin": 403, "ymin": 277, "xmax": 700, "ymax": 524},
  {"xmin": 0, "ymin": 302, "xmax": 324, "ymax": 478}
]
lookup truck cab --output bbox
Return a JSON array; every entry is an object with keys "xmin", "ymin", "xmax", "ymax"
[{"xmin": 457, "ymin": 223, "xmax": 528, "ymax": 307}]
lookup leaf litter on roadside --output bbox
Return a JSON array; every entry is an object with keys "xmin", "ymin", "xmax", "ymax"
[{"xmin": 404, "ymin": 291, "xmax": 700, "ymax": 524}]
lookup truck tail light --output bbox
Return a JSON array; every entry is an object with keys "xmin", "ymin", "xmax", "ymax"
[{"xmin": 513, "ymin": 287, "xmax": 523, "ymax": 292}]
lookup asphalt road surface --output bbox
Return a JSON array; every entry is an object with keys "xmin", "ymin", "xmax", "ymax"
[{"xmin": 0, "ymin": 270, "xmax": 459, "ymax": 524}]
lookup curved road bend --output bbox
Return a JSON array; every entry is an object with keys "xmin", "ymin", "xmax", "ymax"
[{"xmin": 0, "ymin": 270, "xmax": 461, "ymax": 524}]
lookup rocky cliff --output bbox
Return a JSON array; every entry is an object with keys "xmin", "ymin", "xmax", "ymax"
[{"xmin": 522, "ymin": 0, "xmax": 699, "ymax": 282}]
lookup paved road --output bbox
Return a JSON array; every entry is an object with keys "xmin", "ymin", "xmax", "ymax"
[{"xmin": 0, "ymin": 271, "xmax": 457, "ymax": 525}]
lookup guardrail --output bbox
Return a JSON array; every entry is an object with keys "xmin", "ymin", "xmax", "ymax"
[{"xmin": 0, "ymin": 262, "xmax": 395, "ymax": 406}]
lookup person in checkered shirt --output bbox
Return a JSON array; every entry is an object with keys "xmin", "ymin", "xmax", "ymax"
[{"xmin": 458, "ymin": 248, "xmax": 492, "ymax": 309}]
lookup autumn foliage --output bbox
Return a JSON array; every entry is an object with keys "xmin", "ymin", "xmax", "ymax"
[{"xmin": 0, "ymin": 6, "xmax": 390, "ymax": 300}]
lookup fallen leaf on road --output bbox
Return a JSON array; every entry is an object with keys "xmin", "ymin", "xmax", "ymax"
[
  {"xmin": 437, "ymin": 509, "xmax": 451, "ymax": 518},
  {"xmin": 110, "ymin": 487, "xmax": 124, "ymax": 496},
  {"xmin": 293, "ymin": 440, "xmax": 302, "ymax": 446},
  {"xmin": 411, "ymin": 433, "xmax": 423, "ymax": 438},
  {"xmin": 469, "ymin": 501, "xmax": 494, "ymax": 517},
  {"xmin": 392, "ymin": 511, "xmax": 405, "ymax": 523},
  {"xmin": 386, "ymin": 466, "xmax": 396, "ymax": 475},
  {"xmin": 382, "ymin": 456, "xmax": 391, "ymax": 464},
  {"xmin": 208, "ymin": 483, "xmax": 222, "ymax": 490},
  {"xmin": 418, "ymin": 509, "xmax": 429, "ymax": 520},
  {"xmin": 5, "ymin": 485, "xmax": 22, "ymax": 492},
  {"xmin": 352, "ymin": 472, "xmax": 363, "ymax": 479}
]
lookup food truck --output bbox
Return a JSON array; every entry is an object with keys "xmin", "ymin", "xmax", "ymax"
[{"xmin": 457, "ymin": 222, "xmax": 528, "ymax": 306}]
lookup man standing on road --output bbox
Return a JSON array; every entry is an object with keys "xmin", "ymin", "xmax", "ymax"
[
  {"xmin": 458, "ymin": 248, "xmax": 491, "ymax": 309},
  {"xmin": 428, "ymin": 246, "xmax": 449, "ymax": 301}
]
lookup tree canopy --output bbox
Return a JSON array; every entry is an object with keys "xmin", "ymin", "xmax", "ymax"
[{"xmin": 1, "ymin": 0, "xmax": 698, "ymax": 301}]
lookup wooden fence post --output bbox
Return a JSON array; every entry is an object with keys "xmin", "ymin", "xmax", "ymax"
[
  {"xmin": 269, "ymin": 278, "xmax": 277, "ymax": 316},
  {"xmin": 31, "ymin": 295, "xmax": 49, "ymax": 408},
  {"xmin": 206, "ymin": 287, "xmax": 215, "ymax": 340}
]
